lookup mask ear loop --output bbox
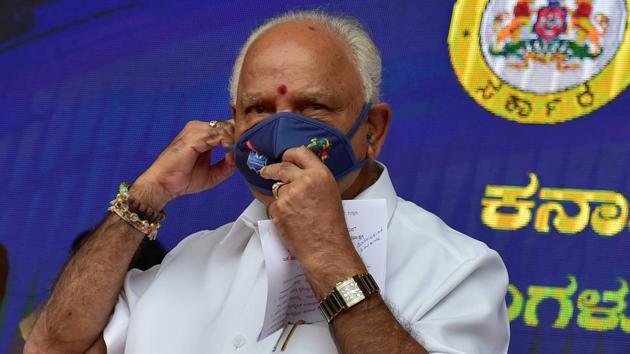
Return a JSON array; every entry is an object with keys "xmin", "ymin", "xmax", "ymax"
[
  {"xmin": 332, "ymin": 103, "xmax": 372, "ymax": 180},
  {"xmin": 345, "ymin": 103, "xmax": 372, "ymax": 138}
]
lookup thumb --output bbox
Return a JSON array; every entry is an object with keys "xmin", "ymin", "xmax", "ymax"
[{"xmin": 206, "ymin": 150, "xmax": 237, "ymax": 187}]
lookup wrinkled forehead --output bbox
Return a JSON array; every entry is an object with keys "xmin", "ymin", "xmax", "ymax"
[{"xmin": 236, "ymin": 21, "xmax": 363, "ymax": 104}]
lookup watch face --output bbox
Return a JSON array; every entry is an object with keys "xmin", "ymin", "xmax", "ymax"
[{"xmin": 336, "ymin": 278, "xmax": 366, "ymax": 308}]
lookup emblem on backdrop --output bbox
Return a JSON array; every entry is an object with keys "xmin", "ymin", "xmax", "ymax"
[{"xmin": 449, "ymin": 0, "xmax": 630, "ymax": 124}]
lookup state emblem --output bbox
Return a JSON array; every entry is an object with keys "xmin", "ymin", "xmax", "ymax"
[{"xmin": 449, "ymin": 0, "xmax": 630, "ymax": 124}]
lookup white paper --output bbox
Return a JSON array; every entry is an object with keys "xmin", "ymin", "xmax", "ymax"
[{"xmin": 258, "ymin": 199, "xmax": 388, "ymax": 340}]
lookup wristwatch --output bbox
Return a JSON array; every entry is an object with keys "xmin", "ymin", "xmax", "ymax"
[{"xmin": 318, "ymin": 273, "xmax": 380, "ymax": 323}]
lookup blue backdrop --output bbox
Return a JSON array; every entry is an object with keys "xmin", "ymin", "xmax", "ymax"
[{"xmin": 1, "ymin": 0, "xmax": 629, "ymax": 353}]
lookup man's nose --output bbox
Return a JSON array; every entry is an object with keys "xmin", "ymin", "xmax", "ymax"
[
  {"xmin": 273, "ymin": 104, "xmax": 302, "ymax": 115},
  {"xmin": 273, "ymin": 89, "xmax": 297, "ymax": 113}
]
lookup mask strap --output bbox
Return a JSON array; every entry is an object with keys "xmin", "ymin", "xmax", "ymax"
[{"xmin": 345, "ymin": 103, "xmax": 372, "ymax": 139}]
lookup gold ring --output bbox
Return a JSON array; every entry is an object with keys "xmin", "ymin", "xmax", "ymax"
[
  {"xmin": 272, "ymin": 181, "xmax": 287, "ymax": 200},
  {"xmin": 208, "ymin": 120, "xmax": 220, "ymax": 128}
]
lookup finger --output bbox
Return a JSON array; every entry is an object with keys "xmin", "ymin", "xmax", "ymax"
[
  {"xmin": 170, "ymin": 120, "xmax": 228, "ymax": 154},
  {"xmin": 260, "ymin": 161, "xmax": 302, "ymax": 182},
  {"xmin": 218, "ymin": 121, "xmax": 235, "ymax": 147},
  {"xmin": 180, "ymin": 120, "xmax": 236, "ymax": 155},
  {"xmin": 206, "ymin": 155, "xmax": 237, "ymax": 188},
  {"xmin": 266, "ymin": 199, "xmax": 288, "ymax": 220},
  {"xmin": 224, "ymin": 150, "xmax": 236, "ymax": 166},
  {"xmin": 208, "ymin": 120, "xmax": 235, "ymax": 146},
  {"xmin": 164, "ymin": 131, "xmax": 219, "ymax": 160},
  {"xmin": 282, "ymin": 145, "xmax": 323, "ymax": 169},
  {"xmin": 266, "ymin": 201, "xmax": 278, "ymax": 220},
  {"xmin": 187, "ymin": 120, "xmax": 227, "ymax": 134},
  {"xmin": 186, "ymin": 133, "xmax": 223, "ymax": 155},
  {"xmin": 170, "ymin": 120, "xmax": 210, "ymax": 144}
]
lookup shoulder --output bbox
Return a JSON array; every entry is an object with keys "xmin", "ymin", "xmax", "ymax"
[
  {"xmin": 160, "ymin": 222, "xmax": 236, "ymax": 265},
  {"xmin": 386, "ymin": 197, "xmax": 508, "ymax": 313},
  {"xmin": 386, "ymin": 198, "xmax": 510, "ymax": 353},
  {"xmin": 120, "ymin": 222, "xmax": 236, "ymax": 293},
  {"xmin": 118, "ymin": 221, "xmax": 239, "ymax": 310},
  {"xmin": 390, "ymin": 197, "xmax": 501, "ymax": 266}
]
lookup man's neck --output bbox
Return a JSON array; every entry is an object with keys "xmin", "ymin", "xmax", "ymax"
[{"xmin": 341, "ymin": 160, "xmax": 383, "ymax": 200}]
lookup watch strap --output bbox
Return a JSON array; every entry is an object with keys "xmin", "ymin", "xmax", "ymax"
[{"xmin": 318, "ymin": 273, "xmax": 380, "ymax": 323}]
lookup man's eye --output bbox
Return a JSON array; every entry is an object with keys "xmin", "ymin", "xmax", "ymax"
[
  {"xmin": 310, "ymin": 104, "xmax": 326, "ymax": 110},
  {"xmin": 254, "ymin": 106, "xmax": 266, "ymax": 114}
]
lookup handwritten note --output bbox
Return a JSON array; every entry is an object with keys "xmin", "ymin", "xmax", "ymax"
[{"xmin": 258, "ymin": 199, "xmax": 388, "ymax": 340}]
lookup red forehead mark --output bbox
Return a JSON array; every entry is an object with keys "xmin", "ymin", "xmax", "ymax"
[{"xmin": 277, "ymin": 85, "xmax": 287, "ymax": 95}]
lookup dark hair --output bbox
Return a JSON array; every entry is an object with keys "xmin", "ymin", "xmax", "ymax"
[{"xmin": 71, "ymin": 231, "xmax": 167, "ymax": 271}]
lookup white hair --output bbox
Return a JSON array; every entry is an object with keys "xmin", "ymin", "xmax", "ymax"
[{"xmin": 229, "ymin": 10, "xmax": 382, "ymax": 104}]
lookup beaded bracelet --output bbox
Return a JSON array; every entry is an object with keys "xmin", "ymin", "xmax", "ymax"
[{"xmin": 108, "ymin": 183, "xmax": 165, "ymax": 240}]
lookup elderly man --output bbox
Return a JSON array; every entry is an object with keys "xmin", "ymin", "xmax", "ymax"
[{"xmin": 26, "ymin": 11, "xmax": 509, "ymax": 354}]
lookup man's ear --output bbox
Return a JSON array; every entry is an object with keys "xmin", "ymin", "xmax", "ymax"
[{"xmin": 365, "ymin": 102, "xmax": 392, "ymax": 159}]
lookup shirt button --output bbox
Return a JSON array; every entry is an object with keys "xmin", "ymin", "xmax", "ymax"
[{"xmin": 232, "ymin": 334, "xmax": 247, "ymax": 349}]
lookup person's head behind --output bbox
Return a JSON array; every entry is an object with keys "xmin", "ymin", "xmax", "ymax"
[{"xmin": 229, "ymin": 11, "xmax": 392, "ymax": 204}]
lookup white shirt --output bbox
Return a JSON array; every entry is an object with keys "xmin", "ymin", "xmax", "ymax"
[{"xmin": 104, "ymin": 164, "xmax": 510, "ymax": 353}]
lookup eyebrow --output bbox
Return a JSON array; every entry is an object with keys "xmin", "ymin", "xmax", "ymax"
[
  {"xmin": 296, "ymin": 91, "xmax": 337, "ymax": 102},
  {"xmin": 240, "ymin": 95, "xmax": 262, "ymax": 107}
]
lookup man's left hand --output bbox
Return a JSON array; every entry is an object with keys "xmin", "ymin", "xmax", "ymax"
[{"xmin": 260, "ymin": 146, "xmax": 367, "ymax": 297}]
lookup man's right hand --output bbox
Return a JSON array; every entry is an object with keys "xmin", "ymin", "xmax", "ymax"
[
  {"xmin": 24, "ymin": 119, "xmax": 237, "ymax": 354},
  {"xmin": 131, "ymin": 120, "xmax": 236, "ymax": 210}
]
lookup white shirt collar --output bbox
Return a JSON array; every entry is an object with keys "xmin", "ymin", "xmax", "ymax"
[
  {"xmin": 353, "ymin": 162, "xmax": 398, "ymax": 223},
  {"xmin": 220, "ymin": 161, "xmax": 398, "ymax": 247}
]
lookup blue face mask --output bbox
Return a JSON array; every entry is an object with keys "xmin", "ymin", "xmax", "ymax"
[{"xmin": 234, "ymin": 104, "xmax": 371, "ymax": 195}]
